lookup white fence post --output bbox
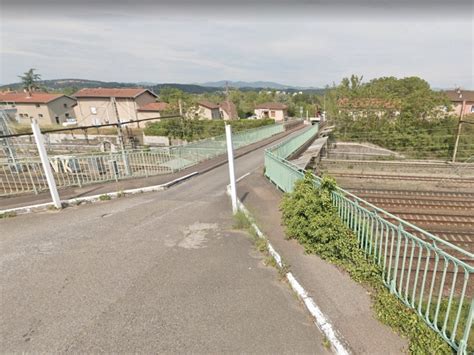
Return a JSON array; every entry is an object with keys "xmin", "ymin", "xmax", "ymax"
[
  {"xmin": 225, "ymin": 124, "xmax": 237, "ymax": 214},
  {"xmin": 31, "ymin": 119, "xmax": 62, "ymax": 209}
]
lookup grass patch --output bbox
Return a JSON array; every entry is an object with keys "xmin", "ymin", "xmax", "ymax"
[
  {"xmin": 322, "ymin": 336, "xmax": 331, "ymax": 349},
  {"xmin": 99, "ymin": 194, "xmax": 112, "ymax": 201},
  {"xmin": 0, "ymin": 211, "xmax": 17, "ymax": 219},
  {"xmin": 233, "ymin": 210, "xmax": 251, "ymax": 230},
  {"xmin": 281, "ymin": 172, "xmax": 455, "ymax": 354}
]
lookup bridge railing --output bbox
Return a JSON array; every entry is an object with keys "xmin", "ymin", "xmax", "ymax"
[
  {"xmin": 264, "ymin": 124, "xmax": 473, "ymax": 354},
  {"xmin": 0, "ymin": 123, "xmax": 286, "ymax": 197}
]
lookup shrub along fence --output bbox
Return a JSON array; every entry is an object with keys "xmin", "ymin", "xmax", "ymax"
[
  {"xmin": 1, "ymin": 123, "xmax": 286, "ymax": 197},
  {"xmin": 264, "ymin": 124, "xmax": 473, "ymax": 353}
]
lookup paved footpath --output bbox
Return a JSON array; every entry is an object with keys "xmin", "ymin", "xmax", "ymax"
[
  {"xmin": 1, "ymin": 130, "xmax": 329, "ymax": 353},
  {"xmin": 237, "ymin": 171, "xmax": 409, "ymax": 354}
]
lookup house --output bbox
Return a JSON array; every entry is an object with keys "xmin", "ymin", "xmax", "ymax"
[
  {"xmin": 73, "ymin": 88, "xmax": 158, "ymax": 126},
  {"xmin": 254, "ymin": 102, "xmax": 288, "ymax": 121},
  {"xmin": 444, "ymin": 90, "xmax": 474, "ymax": 116},
  {"xmin": 337, "ymin": 98, "xmax": 401, "ymax": 118},
  {"xmin": 196, "ymin": 101, "xmax": 221, "ymax": 120},
  {"xmin": 219, "ymin": 101, "xmax": 238, "ymax": 120},
  {"xmin": 137, "ymin": 102, "xmax": 169, "ymax": 121},
  {"xmin": 0, "ymin": 91, "xmax": 77, "ymax": 126}
]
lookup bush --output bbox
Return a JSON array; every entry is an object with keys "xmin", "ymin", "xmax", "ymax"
[{"xmin": 280, "ymin": 172, "xmax": 453, "ymax": 354}]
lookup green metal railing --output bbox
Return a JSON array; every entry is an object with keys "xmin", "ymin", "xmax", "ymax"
[
  {"xmin": 1, "ymin": 123, "xmax": 285, "ymax": 196},
  {"xmin": 264, "ymin": 124, "xmax": 473, "ymax": 353}
]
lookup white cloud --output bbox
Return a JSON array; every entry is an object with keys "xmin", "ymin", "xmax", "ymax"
[{"xmin": 0, "ymin": 11, "xmax": 472, "ymax": 88}]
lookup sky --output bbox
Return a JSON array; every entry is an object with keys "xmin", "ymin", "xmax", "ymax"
[{"xmin": 0, "ymin": 0, "xmax": 473, "ymax": 89}]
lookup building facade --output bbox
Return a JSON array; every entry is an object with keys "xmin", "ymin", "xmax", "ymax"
[
  {"xmin": 73, "ymin": 88, "xmax": 158, "ymax": 126},
  {"xmin": 0, "ymin": 92, "xmax": 77, "ymax": 126},
  {"xmin": 254, "ymin": 102, "xmax": 288, "ymax": 122},
  {"xmin": 219, "ymin": 101, "xmax": 238, "ymax": 120},
  {"xmin": 337, "ymin": 98, "xmax": 401, "ymax": 119},
  {"xmin": 196, "ymin": 101, "xmax": 221, "ymax": 120},
  {"xmin": 137, "ymin": 102, "xmax": 169, "ymax": 121},
  {"xmin": 444, "ymin": 90, "xmax": 474, "ymax": 116}
]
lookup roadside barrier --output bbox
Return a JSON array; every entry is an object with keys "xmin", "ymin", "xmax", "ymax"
[
  {"xmin": 1, "ymin": 123, "xmax": 286, "ymax": 196},
  {"xmin": 264, "ymin": 124, "xmax": 473, "ymax": 354}
]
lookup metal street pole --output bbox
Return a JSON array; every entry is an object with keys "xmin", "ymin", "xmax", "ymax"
[
  {"xmin": 225, "ymin": 124, "xmax": 237, "ymax": 214},
  {"xmin": 31, "ymin": 118, "xmax": 62, "ymax": 209},
  {"xmin": 111, "ymin": 96, "xmax": 131, "ymax": 176}
]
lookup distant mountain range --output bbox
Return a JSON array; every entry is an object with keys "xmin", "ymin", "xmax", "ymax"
[
  {"xmin": 197, "ymin": 80, "xmax": 318, "ymax": 90},
  {"xmin": 0, "ymin": 78, "xmax": 325, "ymax": 94}
]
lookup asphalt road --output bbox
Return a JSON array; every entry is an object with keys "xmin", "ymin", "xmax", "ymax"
[{"xmin": 1, "ymin": 129, "xmax": 329, "ymax": 353}]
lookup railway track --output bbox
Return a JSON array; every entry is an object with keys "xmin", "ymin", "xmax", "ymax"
[
  {"xmin": 347, "ymin": 188, "xmax": 474, "ymax": 200},
  {"xmin": 333, "ymin": 173, "xmax": 474, "ymax": 183},
  {"xmin": 341, "ymin": 187, "xmax": 474, "ymax": 257}
]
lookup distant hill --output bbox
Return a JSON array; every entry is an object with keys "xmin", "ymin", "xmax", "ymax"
[
  {"xmin": 200, "ymin": 80, "xmax": 295, "ymax": 89},
  {"xmin": 0, "ymin": 78, "xmax": 325, "ymax": 95}
]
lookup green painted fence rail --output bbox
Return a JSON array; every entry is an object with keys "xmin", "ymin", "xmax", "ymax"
[
  {"xmin": 264, "ymin": 123, "xmax": 473, "ymax": 354},
  {"xmin": 1, "ymin": 123, "xmax": 286, "ymax": 196}
]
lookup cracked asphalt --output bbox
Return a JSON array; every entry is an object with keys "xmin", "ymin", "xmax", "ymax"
[{"xmin": 1, "ymin": 130, "xmax": 328, "ymax": 353}]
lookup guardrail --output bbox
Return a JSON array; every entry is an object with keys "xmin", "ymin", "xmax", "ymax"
[
  {"xmin": 1, "ymin": 123, "xmax": 286, "ymax": 196},
  {"xmin": 264, "ymin": 124, "xmax": 473, "ymax": 353}
]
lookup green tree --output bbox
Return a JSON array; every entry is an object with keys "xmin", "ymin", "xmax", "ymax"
[{"xmin": 18, "ymin": 68, "xmax": 42, "ymax": 93}]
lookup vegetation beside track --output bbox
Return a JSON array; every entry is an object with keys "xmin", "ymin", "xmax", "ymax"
[
  {"xmin": 325, "ymin": 76, "xmax": 474, "ymax": 161},
  {"xmin": 280, "ymin": 172, "xmax": 465, "ymax": 354}
]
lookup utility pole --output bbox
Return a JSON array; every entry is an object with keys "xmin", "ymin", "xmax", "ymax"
[
  {"xmin": 31, "ymin": 118, "xmax": 61, "ymax": 209},
  {"xmin": 452, "ymin": 89, "xmax": 465, "ymax": 163},
  {"xmin": 110, "ymin": 97, "xmax": 131, "ymax": 175},
  {"xmin": 225, "ymin": 81, "xmax": 231, "ymax": 120},
  {"xmin": 178, "ymin": 98, "xmax": 183, "ymax": 116},
  {"xmin": 225, "ymin": 124, "xmax": 237, "ymax": 214}
]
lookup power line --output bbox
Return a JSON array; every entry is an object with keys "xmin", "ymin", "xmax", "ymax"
[{"xmin": 0, "ymin": 114, "xmax": 182, "ymax": 139}]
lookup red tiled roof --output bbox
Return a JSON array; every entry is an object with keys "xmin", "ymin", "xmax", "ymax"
[
  {"xmin": 219, "ymin": 101, "xmax": 238, "ymax": 119},
  {"xmin": 337, "ymin": 98, "xmax": 401, "ymax": 109},
  {"xmin": 444, "ymin": 90, "xmax": 474, "ymax": 102},
  {"xmin": 73, "ymin": 88, "xmax": 157, "ymax": 99},
  {"xmin": 197, "ymin": 100, "xmax": 220, "ymax": 109},
  {"xmin": 0, "ymin": 91, "xmax": 66, "ymax": 104},
  {"xmin": 138, "ymin": 102, "xmax": 169, "ymax": 112},
  {"xmin": 255, "ymin": 102, "xmax": 288, "ymax": 110}
]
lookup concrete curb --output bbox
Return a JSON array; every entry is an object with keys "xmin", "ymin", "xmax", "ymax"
[
  {"xmin": 226, "ymin": 182, "xmax": 350, "ymax": 355},
  {"xmin": 0, "ymin": 172, "xmax": 198, "ymax": 216}
]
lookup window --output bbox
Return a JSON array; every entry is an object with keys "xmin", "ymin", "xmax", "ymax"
[
  {"xmin": 36, "ymin": 104, "xmax": 40, "ymax": 108},
  {"xmin": 90, "ymin": 106, "xmax": 97, "ymax": 115},
  {"xmin": 270, "ymin": 110, "xmax": 276, "ymax": 117},
  {"xmin": 55, "ymin": 117, "xmax": 60, "ymax": 124},
  {"xmin": 38, "ymin": 114, "xmax": 43, "ymax": 118},
  {"xmin": 64, "ymin": 103, "xmax": 68, "ymax": 108},
  {"xmin": 65, "ymin": 113, "xmax": 70, "ymax": 118}
]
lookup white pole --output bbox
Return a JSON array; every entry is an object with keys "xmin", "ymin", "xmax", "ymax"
[
  {"xmin": 225, "ymin": 124, "xmax": 238, "ymax": 214},
  {"xmin": 31, "ymin": 119, "xmax": 62, "ymax": 209}
]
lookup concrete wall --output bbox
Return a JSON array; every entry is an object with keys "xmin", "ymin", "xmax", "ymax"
[
  {"xmin": 143, "ymin": 135, "xmax": 169, "ymax": 146},
  {"xmin": 137, "ymin": 111, "xmax": 161, "ymax": 121}
]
